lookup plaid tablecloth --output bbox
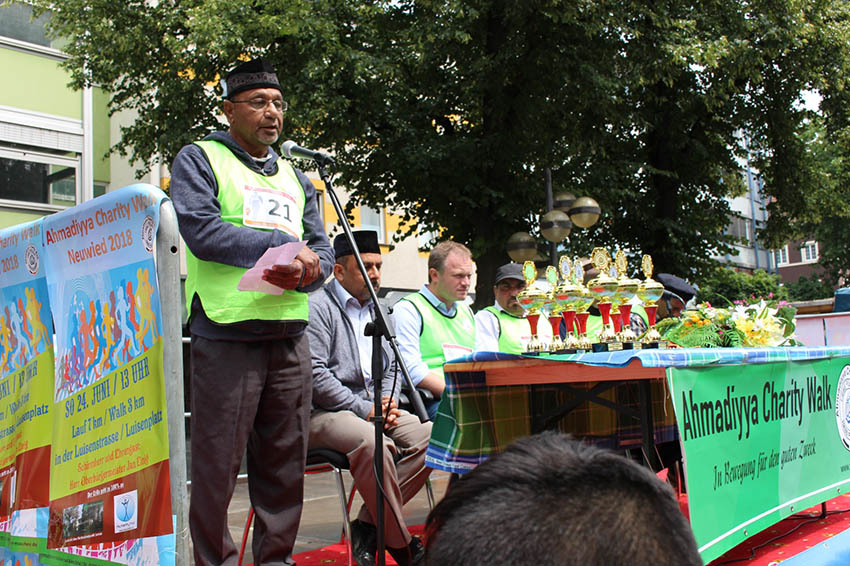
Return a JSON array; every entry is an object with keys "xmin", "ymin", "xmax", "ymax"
[{"xmin": 426, "ymin": 347, "xmax": 850, "ymax": 474}]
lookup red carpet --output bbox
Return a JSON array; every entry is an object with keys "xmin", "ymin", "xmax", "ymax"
[
  {"xmin": 287, "ymin": 497, "xmax": 850, "ymax": 565},
  {"xmin": 292, "ymin": 525, "xmax": 426, "ymax": 566},
  {"xmin": 708, "ymin": 494, "xmax": 850, "ymax": 565}
]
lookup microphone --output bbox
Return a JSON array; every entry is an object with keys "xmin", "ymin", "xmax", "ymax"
[{"xmin": 281, "ymin": 140, "xmax": 335, "ymax": 166}]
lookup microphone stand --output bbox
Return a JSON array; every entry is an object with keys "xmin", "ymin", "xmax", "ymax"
[{"xmin": 315, "ymin": 157, "xmax": 427, "ymax": 566}]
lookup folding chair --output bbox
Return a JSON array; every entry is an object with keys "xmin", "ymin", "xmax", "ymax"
[
  {"xmin": 238, "ymin": 448, "xmax": 356, "ymax": 566},
  {"xmin": 237, "ymin": 385, "xmax": 436, "ymax": 566}
]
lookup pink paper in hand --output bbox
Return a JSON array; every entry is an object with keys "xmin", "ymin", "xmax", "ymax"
[{"xmin": 238, "ymin": 241, "xmax": 307, "ymax": 295}]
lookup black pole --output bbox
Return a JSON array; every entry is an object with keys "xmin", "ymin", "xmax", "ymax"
[
  {"xmin": 316, "ymin": 159, "xmax": 428, "ymax": 565},
  {"xmin": 368, "ymin": 325, "xmax": 386, "ymax": 564},
  {"xmin": 545, "ymin": 167, "xmax": 557, "ymax": 267}
]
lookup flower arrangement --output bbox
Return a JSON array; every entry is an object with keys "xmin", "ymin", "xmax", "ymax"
[{"xmin": 658, "ymin": 297, "xmax": 799, "ymax": 348}]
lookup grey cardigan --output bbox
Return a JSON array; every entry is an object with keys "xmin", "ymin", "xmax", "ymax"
[{"xmin": 306, "ymin": 281, "xmax": 400, "ymax": 419}]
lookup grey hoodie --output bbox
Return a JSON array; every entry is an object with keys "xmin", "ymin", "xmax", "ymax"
[
  {"xmin": 171, "ymin": 131, "xmax": 333, "ymax": 339},
  {"xmin": 307, "ymin": 281, "xmax": 400, "ymax": 419}
]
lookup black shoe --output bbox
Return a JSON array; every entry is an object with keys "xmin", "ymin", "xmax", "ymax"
[
  {"xmin": 350, "ymin": 520, "xmax": 377, "ymax": 566},
  {"xmin": 409, "ymin": 536, "xmax": 425, "ymax": 566},
  {"xmin": 387, "ymin": 536, "xmax": 424, "ymax": 566}
]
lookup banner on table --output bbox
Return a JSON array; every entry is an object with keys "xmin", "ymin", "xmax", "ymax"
[
  {"xmin": 0, "ymin": 184, "xmax": 176, "ymax": 565},
  {"xmin": 668, "ymin": 358, "xmax": 850, "ymax": 563}
]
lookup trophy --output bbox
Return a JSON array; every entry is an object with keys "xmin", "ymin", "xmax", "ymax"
[
  {"xmin": 571, "ymin": 257, "xmax": 595, "ymax": 351},
  {"xmin": 554, "ymin": 256, "xmax": 579, "ymax": 351},
  {"xmin": 516, "ymin": 261, "xmax": 549, "ymax": 353},
  {"xmin": 613, "ymin": 250, "xmax": 641, "ymax": 347},
  {"xmin": 545, "ymin": 265, "xmax": 565, "ymax": 352},
  {"xmin": 586, "ymin": 248, "xmax": 619, "ymax": 348},
  {"xmin": 636, "ymin": 254, "xmax": 665, "ymax": 347}
]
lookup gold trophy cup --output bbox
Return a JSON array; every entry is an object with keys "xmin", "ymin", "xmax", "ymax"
[
  {"xmin": 545, "ymin": 265, "xmax": 565, "ymax": 352},
  {"xmin": 571, "ymin": 257, "xmax": 595, "ymax": 351},
  {"xmin": 586, "ymin": 248, "xmax": 619, "ymax": 347},
  {"xmin": 636, "ymin": 254, "xmax": 665, "ymax": 346},
  {"xmin": 554, "ymin": 256, "xmax": 580, "ymax": 351},
  {"xmin": 613, "ymin": 250, "xmax": 641, "ymax": 346},
  {"xmin": 516, "ymin": 261, "xmax": 549, "ymax": 353}
]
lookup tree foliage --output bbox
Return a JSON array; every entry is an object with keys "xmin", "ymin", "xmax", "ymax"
[
  {"xmin": 32, "ymin": 0, "xmax": 850, "ymax": 308},
  {"xmin": 785, "ymin": 274, "xmax": 835, "ymax": 302},
  {"xmin": 696, "ymin": 268, "xmax": 789, "ymax": 306},
  {"xmin": 777, "ymin": 118, "xmax": 850, "ymax": 286}
]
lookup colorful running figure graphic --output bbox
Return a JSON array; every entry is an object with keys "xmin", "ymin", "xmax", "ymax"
[
  {"xmin": 100, "ymin": 299, "xmax": 116, "ymax": 374},
  {"xmin": 119, "ymin": 280, "xmax": 140, "ymax": 360},
  {"xmin": 24, "ymin": 286, "xmax": 49, "ymax": 354},
  {"xmin": 14, "ymin": 298, "xmax": 34, "ymax": 366},
  {"xmin": 80, "ymin": 304, "xmax": 98, "ymax": 371},
  {"xmin": 0, "ymin": 313, "xmax": 11, "ymax": 373},
  {"xmin": 4, "ymin": 305, "xmax": 22, "ymax": 371},
  {"xmin": 91, "ymin": 299, "xmax": 106, "ymax": 372},
  {"xmin": 108, "ymin": 290, "xmax": 122, "ymax": 367},
  {"xmin": 134, "ymin": 267, "xmax": 159, "ymax": 350},
  {"xmin": 17, "ymin": 297, "xmax": 33, "ymax": 342}
]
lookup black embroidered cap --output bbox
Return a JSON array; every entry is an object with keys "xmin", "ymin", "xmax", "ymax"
[
  {"xmin": 221, "ymin": 57, "xmax": 281, "ymax": 99},
  {"xmin": 334, "ymin": 231, "xmax": 381, "ymax": 259}
]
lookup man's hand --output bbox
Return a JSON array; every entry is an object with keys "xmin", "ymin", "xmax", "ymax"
[
  {"xmin": 262, "ymin": 247, "xmax": 321, "ymax": 290},
  {"xmin": 368, "ymin": 396, "xmax": 401, "ymax": 430}
]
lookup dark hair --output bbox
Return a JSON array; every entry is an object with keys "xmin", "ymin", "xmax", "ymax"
[{"xmin": 425, "ymin": 432, "xmax": 702, "ymax": 566}]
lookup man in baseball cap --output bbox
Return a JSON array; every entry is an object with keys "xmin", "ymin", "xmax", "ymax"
[{"xmin": 474, "ymin": 263, "xmax": 548, "ymax": 353}]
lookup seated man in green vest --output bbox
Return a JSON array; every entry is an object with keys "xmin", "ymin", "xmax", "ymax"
[
  {"xmin": 474, "ymin": 262, "xmax": 532, "ymax": 354},
  {"xmin": 393, "ymin": 241, "xmax": 476, "ymax": 419}
]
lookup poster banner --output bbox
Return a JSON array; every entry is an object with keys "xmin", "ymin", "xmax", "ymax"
[
  {"xmin": 668, "ymin": 358, "xmax": 850, "ymax": 563},
  {"xmin": 39, "ymin": 185, "xmax": 174, "ymax": 565},
  {"xmin": 1, "ymin": 219, "xmax": 54, "ymax": 566}
]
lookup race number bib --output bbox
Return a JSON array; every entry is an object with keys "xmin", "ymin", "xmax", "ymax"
[
  {"xmin": 243, "ymin": 184, "xmax": 300, "ymax": 235},
  {"xmin": 442, "ymin": 343, "xmax": 473, "ymax": 363}
]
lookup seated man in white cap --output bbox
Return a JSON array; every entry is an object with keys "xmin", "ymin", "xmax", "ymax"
[{"xmin": 306, "ymin": 230, "xmax": 432, "ymax": 566}]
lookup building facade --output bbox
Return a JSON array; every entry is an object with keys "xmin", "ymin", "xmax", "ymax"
[
  {"xmin": 718, "ymin": 166, "xmax": 773, "ymax": 274},
  {"xmin": 0, "ymin": 3, "xmax": 114, "ymax": 230},
  {"xmin": 772, "ymin": 238, "xmax": 825, "ymax": 283}
]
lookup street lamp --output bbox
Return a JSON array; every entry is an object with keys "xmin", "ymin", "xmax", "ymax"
[
  {"xmin": 506, "ymin": 232, "xmax": 537, "ymax": 263},
  {"xmin": 506, "ymin": 168, "xmax": 601, "ymax": 264},
  {"xmin": 568, "ymin": 196, "xmax": 602, "ymax": 228}
]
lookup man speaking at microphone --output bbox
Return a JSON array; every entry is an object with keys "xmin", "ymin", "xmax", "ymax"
[{"xmin": 170, "ymin": 57, "xmax": 333, "ymax": 566}]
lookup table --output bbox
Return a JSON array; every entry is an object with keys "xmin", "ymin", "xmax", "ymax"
[
  {"xmin": 426, "ymin": 346, "xmax": 850, "ymax": 563},
  {"xmin": 426, "ymin": 350, "xmax": 674, "ymax": 475}
]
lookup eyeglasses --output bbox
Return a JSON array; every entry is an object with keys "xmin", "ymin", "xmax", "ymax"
[
  {"xmin": 229, "ymin": 97, "xmax": 288, "ymax": 112},
  {"xmin": 497, "ymin": 281, "xmax": 525, "ymax": 292}
]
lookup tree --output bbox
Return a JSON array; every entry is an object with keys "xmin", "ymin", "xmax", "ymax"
[
  {"xmin": 696, "ymin": 268, "xmax": 789, "ymax": 306},
  {"xmin": 33, "ymin": 0, "xmax": 850, "ymax": 309},
  {"xmin": 785, "ymin": 275, "xmax": 834, "ymax": 302},
  {"xmin": 776, "ymin": 117, "xmax": 850, "ymax": 286}
]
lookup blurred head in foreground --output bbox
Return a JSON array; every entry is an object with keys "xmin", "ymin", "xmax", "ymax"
[{"xmin": 425, "ymin": 432, "xmax": 702, "ymax": 566}]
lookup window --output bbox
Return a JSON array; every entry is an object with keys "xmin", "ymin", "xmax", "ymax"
[
  {"xmin": 311, "ymin": 190, "xmax": 324, "ymax": 221},
  {"xmin": 773, "ymin": 246, "xmax": 789, "ymax": 267},
  {"xmin": 0, "ymin": 147, "xmax": 79, "ymax": 210},
  {"xmin": 726, "ymin": 214, "xmax": 753, "ymax": 245},
  {"xmin": 0, "ymin": 3, "xmax": 62, "ymax": 49},
  {"xmin": 801, "ymin": 241, "xmax": 819, "ymax": 263},
  {"xmin": 359, "ymin": 205, "xmax": 385, "ymax": 243}
]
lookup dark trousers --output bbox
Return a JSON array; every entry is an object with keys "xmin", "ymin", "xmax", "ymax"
[{"xmin": 189, "ymin": 334, "xmax": 312, "ymax": 566}]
